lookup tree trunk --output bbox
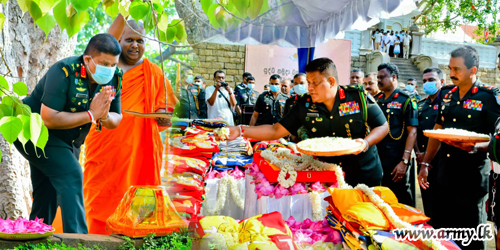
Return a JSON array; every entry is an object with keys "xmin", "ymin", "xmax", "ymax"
[{"xmin": 0, "ymin": 2, "xmax": 76, "ymax": 219}]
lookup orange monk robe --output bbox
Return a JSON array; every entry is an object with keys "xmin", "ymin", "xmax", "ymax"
[{"xmin": 83, "ymin": 59, "xmax": 177, "ymax": 234}]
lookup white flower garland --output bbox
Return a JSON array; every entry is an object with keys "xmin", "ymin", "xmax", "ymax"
[
  {"xmin": 214, "ymin": 127, "xmax": 230, "ymax": 141},
  {"xmin": 260, "ymin": 149, "xmax": 340, "ymax": 188},
  {"xmin": 355, "ymin": 184, "xmax": 446, "ymax": 250},
  {"xmin": 211, "ymin": 175, "xmax": 244, "ymax": 215},
  {"xmin": 260, "ymin": 148, "xmax": 445, "ymax": 249},
  {"xmin": 309, "ymin": 191, "xmax": 323, "ymax": 221}
]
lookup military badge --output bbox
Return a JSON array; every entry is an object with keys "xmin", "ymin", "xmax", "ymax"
[
  {"xmin": 387, "ymin": 102, "xmax": 401, "ymax": 109},
  {"xmin": 463, "ymin": 99, "xmax": 483, "ymax": 111},
  {"xmin": 70, "ymin": 108, "xmax": 76, "ymax": 112},
  {"xmin": 433, "ymin": 105, "xmax": 439, "ymax": 110},
  {"xmin": 76, "ymin": 87, "xmax": 87, "ymax": 92},
  {"xmin": 339, "ymin": 101, "xmax": 360, "ymax": 116}
]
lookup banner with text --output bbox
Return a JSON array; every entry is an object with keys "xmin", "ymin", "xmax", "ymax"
[{"xmin": 245, "ymin": 39, "xmax": 352, "ymax": 92}]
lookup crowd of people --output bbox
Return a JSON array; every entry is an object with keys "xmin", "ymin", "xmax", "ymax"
[
  {"xmin": 372, "ymin": 29, "xmax": 412, "ymax": 59},
  {"xmin": 217, "ymin": 45, "xmax": 500, "ymax": 250},
  {"xmin": 11, "ymin": 8, "xmax": 500, "ymax": 249}
]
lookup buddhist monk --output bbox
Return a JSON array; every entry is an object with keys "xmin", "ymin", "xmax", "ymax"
[{"xmin": 83, "ymin": 15, "xmax": 178, "ymax": 234}]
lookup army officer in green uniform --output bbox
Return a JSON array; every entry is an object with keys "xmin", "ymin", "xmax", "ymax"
[
  {"xmin": 221, "ymin": 58, "xmax": 389, "ymax": 187},
  {"xmin": 374, "ymin": 63, "xmax": 418, "ymax": 206},
  {"xmin": 249, "ymin": 74, "xmax": 288, "ymax": 126},
  {"xmin": 13, "ymin": 34, "xmax": 123, "ymax": 233},
  {"xmin": 419, "ymin": 46, "xmax": 500, "ymax": 250}
]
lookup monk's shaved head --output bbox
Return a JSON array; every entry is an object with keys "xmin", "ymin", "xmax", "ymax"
[
  {"xmin": 119, "ymin": 20, "xmax": 146, "ymax": 65},
  {"xmin": 123, "ymin": 20, "xmax": 145, "ymax": 36}
]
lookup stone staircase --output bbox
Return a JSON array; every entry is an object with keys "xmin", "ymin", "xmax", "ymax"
[{"xmin": 390, "ymin": 57, "xmax": 423, "ymax": 89}]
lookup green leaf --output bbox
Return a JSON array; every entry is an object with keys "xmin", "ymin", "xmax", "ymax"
[
  {"xmin": 28, "ymin": 1, "xmax": 43, "ymax": 21},
  {"xmin": 0, "ymin": 104, "xmax": 13, "ymax": 116},
  {"xmin": 102, "ymin": 0, "xmax": 115, "ymax": 8},
  {"xmin": 158, "ymin": 12, "xmax": 169, "ymax": 32},
  {"xmin": 38, "ymin": 0, "xmax": 55, "ymax": 14},
  {"xmin": 0, "ymin": 13, "xmax": 5, "ymax": 33},
  {"xmin": 67, "ymin": 10, "xmax": 90, "ymax": 37},
  {"xmin": 91, "ymin": 0, "xmax": 101, "ymax": 9},
  {"xmin": 0, "ymin": 116, "xmax": 23, "ymax": 144},
  {"xmin": 0, "ymin": 75, "xmax": 9, "ymax": 93},
  {"xmin": 17, "ymin": 115, "xmax": 31, "ymax": 154},
  {"xmin": 2, "ymin": 96, "xmax": 14, "ymax": 106},
  {"xmin": 129, "ymin": 1, "xmax": 149, "ymax": 21},
  {"xmin": 30, "ymin": 113, "xmax": 43, "ymax": 155},
  {"xmin": 69, "ymin": 0, "xmax": 92, "ymax": 12},
  {"xmin": 17, "ymin": 0, "xmax": 31, "ymax": 14},
  {"xmin": 53, "ymin": 0, "xmax": 69, "ymax": 31},
  {"xmin": 173, "ymin": 19, "xmax": 186, "ymax": 42},
  {"xmin": 247, "ymin": 0, "xmax": 263, "ymax": 19},
  {"xmin": 118, "ymin": 0, "xmax": 130, "ymax": 17},
  {"xmin": 36, "ymin": 125, "xmax": 48, "ymax": 156},
  {"xmin": 104, "ymin": 0, "xmax": 119, "ymax": 18},
  {"xmin": 207, "ymin": 4, "xmax": 221, "ymax": 30},
  {"xmin": 166, "ymin": 25, "xmax": 177, "ymax": 44},
  {"xmin": 201, "ymin": 0, "xmax": 215, "ymax": 14},
  {"xmin": 35, "ymin": 13, "xmax": 56, "ymax": 40},
  {"xmin": 230, "ymin": 0, "xmax": 249, "ymax": 19}
]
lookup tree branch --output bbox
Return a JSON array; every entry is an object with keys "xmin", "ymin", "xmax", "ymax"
[
  {"xmin": 163, "ymin": 55, "xmax": 193, "ymax": 69},
  {"xmin": 417, "ymin": 14, "xmax": 460, "ymax": 26},
  {"xmin": 413, "ymin": 0, "xmax": 438, "ymax": 23}
]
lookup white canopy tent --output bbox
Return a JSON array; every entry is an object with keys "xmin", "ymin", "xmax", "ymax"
[{"xmin": 202, "ymin": 0, "xmax": 419, "ymax": 48}]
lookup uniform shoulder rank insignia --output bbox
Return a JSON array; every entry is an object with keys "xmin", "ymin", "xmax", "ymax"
[
  {"xmin": 339, "ymin": 87, "xmax": 345, "ymax": 99},
  {"xmin": 62, "ymin": 67, "xmax": 69, "ymax": 77},
  {"xmin": 81, "ymin": 64, "xmax": 87, "ymax": 78},
  {"xmin": 376, "ymin": 92, "xmax": 384, "ymax": 99},
  {"xmin": 394, "ymin": 93, "xmax": 399, "ymax": 98}
]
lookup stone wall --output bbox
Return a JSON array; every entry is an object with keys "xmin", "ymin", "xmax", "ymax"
[
  {"xmin": 192, "ymin": 43, "xmax": 246, "ymax": 88},
  {"xmin": 350, "ymin": 55, "xmax": 368, "ymax": 73},
  {"xmin": 438, "ymin": 65, "xmax": 500, "ymax": 87}
]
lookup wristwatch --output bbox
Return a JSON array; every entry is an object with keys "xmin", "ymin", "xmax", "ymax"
[{"xmin": 402, "ymin": 158, "xmax": 409, "ymax": 165}]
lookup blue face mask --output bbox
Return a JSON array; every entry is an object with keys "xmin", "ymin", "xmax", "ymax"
[
  {"xmin": 405, "ymin": 84, "xmax": 415, "ymax": 93},
  {"xmin": 270, "ymin": 85, "xmax": 280, "ymax": 93},
  {"xmin": 89, "ymin": 57, "xmax": 116, "ymax": 85},
  {"xmin": 293, "ymin": 84, "xmax": 308, "ymax": 95},
  {"xmin": 193, "ymin": 81, "xmax": 202, "ymax": 87},
  {"xmin": 423, "ymin": 82, "xmax": 439, "ymax": 95},
  {"xmin": 247, "ymin": 83, "xmax": 255, "ymax": 90},
  {"xmin": 186, "ymin": 75, "xmax": 193, "ymax": 84}
]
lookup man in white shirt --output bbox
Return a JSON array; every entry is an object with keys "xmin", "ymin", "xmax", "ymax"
[
  {"xmin": 389, "ymin": 31, "xmax": 396, "ymax": 57},
  {"xmin": 403, "ymin": 33, "xmax": 412, "ymax": 59},
  {"xmin": 383, "ymin": 32, "xmax": 390, "ymax": 53},
  {"xmin": 205, "ymin": 70, "xmax": 237, "ymax": 125},
  {"xmin": 374, "ymin": 31, "xmax": 382, "ymax": 51}
]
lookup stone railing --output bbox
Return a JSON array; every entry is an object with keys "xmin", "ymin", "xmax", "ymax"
[{"xmin": 421, "ymin": 38, "xmax": 498, "ymax": 68}]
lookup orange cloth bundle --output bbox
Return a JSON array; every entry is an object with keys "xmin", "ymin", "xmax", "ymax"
[
  {"xmin": 327, "ymin": 186, "xmax": 429, "ymax": 231},
  {"xmin": 106, "ymin": 186, "xmax": 187, "ymax": 238}
]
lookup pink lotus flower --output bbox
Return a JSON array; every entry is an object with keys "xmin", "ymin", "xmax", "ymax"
[
  {"xmin": 255, "ymin": 179, "xmax": 274, "ymax": 199},
  {"xmin": 273, "ymin": 184, "xmax": 290, "ymax": 199},
  {"xmin": 310, "ymin": 182, "xmax": 327, "ymax": 192},
  {"xmin": 230, "ymin": 168, "xmax": 245, "ymax": 179},
  {"xmin": 289, "ymin": 183, "xmax": 308, "ymax": 195},
  {"xmin": 0, "ymin": 217, "xmax": 53, "ymax": 234},
  {"xmin": 206, "ymin": 170, "xmax": 218, "ymax": 180}
]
